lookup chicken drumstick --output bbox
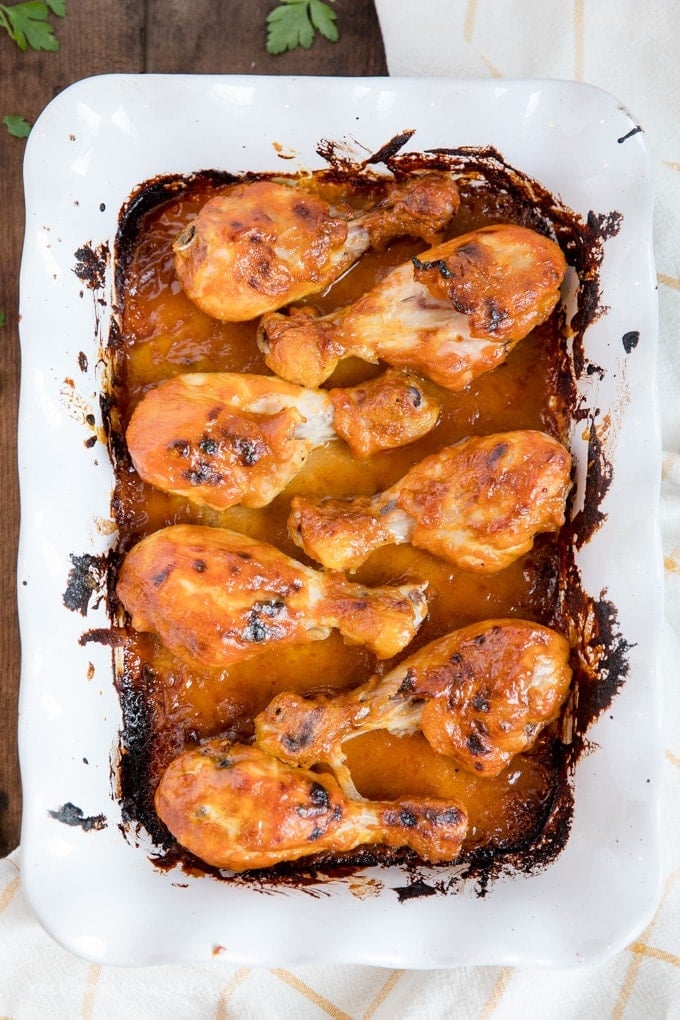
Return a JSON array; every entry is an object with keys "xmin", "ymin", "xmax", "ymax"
[
  {"xmin": 289, "ymin": 430, "xmax": 572, "ymax": 573},
  {"xmin": 126, "ymin": 368, "xmax": 440, "ymax": 510},
  {"xmin": 173, "ymin": 175, "xmax": 460, "ymax": 321},
  {"xmin": 155, "ymin": 739, "xmax": 468, "ymax": 871},
  {"xmin": 258, "ymin": 224, "xmax": 567, "ymax": 390},
  {"xmin": 116, "ymin": 524, "xmax": 428, "ymax": 666},
  {"xmin": 255, "ymin": 619, "xmax": 572, "ymax": 792}
]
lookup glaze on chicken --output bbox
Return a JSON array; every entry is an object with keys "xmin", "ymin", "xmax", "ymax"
[
  {"xmin": 116, "ymin": 524, "xmax": 428, "ymax": 666},
  {"xmin": 289, "ymin": 430, "xmax": 572, "ymax": 572},
  {"xmin": 155, "ymin": 740, "xmax": 468, "ymax": 871},
  {"xmin": 173, "ymin": 175, "xmax": 460, "ymax": 321},
  {"xmin": 125, "ymin": 369, "xmax": 440, "ymax": 510},
  {"xmin": 255, "ymin": 619, "xmax": 572, "ymax": 792},
  {"xmin": 258, "ymin": 224, "xmax": 567, "ymax": 389}
]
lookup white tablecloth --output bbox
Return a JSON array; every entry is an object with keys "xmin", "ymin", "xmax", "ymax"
[{"xmin": 3, "ymin": 2, "xmax": 680, "ymax": 1016}]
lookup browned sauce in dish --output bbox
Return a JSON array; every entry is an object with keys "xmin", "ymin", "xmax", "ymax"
[{"xmin": 109, "ymin": 168, "xmax": 579, "ymax": 876}]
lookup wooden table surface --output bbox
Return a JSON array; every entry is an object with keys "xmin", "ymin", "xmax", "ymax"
[{"xmin": 0, "ymin": 0, "xmax": 386, "ymax": 858}]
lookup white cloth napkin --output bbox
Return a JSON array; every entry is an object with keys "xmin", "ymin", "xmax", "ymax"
[{"xmin": 4, "ymin": 3, "xmax": 680, "ymax": 1016}]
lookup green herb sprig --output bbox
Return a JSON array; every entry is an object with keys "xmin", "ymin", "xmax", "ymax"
[
  {"xmin": 266, "ymin": 0, "xmax": 338, "ymax": 55},
  {"xmin": 0, "ymin": 0, "xmax": 66, "ymax": 53},
  {"xmin": 3, "ymin": 113, "xmax": 31, "ymax": 137}
]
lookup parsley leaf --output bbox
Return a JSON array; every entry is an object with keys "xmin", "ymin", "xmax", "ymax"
[
  {"xmin": 0, "ymin": 1, "xmax": 66, "ymax": 53},
  {"xmin": 309, "ymin": 0, "xmax": 338, "ymax": 41},
  {"xmin": 3, "ymin": 113, "xmax": 31, "ymax": 137},
  {"xmin": 266, "ymin": 0, "xmax": 338, "ymax": 55},
  {"xmin": 0, "ymin": 312, "xmax": 5, "ymax": 328}
]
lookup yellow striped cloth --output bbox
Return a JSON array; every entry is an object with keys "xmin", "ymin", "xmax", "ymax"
[{"xmin": 3, "ymin": 836, "xmax": 680, "ymax": 1016}]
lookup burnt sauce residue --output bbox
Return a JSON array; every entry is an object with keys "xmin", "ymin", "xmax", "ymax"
[
  {"xmin": 63, "ymin": 552, "xmax": 111, "ymax": 616},
  {"xmin": 617, "ymin": 125, "xmax": 643, "ymax": 144},
  {"xmin": 623, "ymin": 330, "xmax": 640, "ymax": 353},
  {"xmin": 48, "ymin": 802, "xmax": 107, "ymax": 832},
  {"xmin": 74, "ymin": 242, "xmax": 109, "ymax": 291},
  {"xmin": 79, "ymin": 134, "xmax": 628, "ymax": 896}
]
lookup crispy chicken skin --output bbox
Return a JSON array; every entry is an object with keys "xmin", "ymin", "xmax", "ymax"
[
  {"xmin": 173, "ymin": 175, "xmax": 460, "ymax": 321},
  {"xmin": 360, "ymin": 172, "xmax": 462, "ymax": 250},
  {"xmin": 289, "ymin": 430, "xmax": 572, "ymax": 573},
  {"xmin": 258, "ymin": 224, "xmax": 567, "ymax": 390},
  {"xmin": 155, "ymin": 740, "xmax": 468, "ymax": 871},
  {"xmin": 116, "ymin": 524, "xmax": 428, "ymax": 666},
  {"xmin": 327, "ymin": 368, "xmax": 440, "ymax": 459},
  {"xmin": 125, "ymin": 369, "xmax": 440, "ymax": 510},
  {"xmin": 255, "ymin": 619, "xmax": 572, "ymax": 791}
]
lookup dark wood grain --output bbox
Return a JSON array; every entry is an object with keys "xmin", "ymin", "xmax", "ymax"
[
  {"xmin": 147, "ymin": 0, "xmax": 386, "ymax": 75},
  {"xmin": 0, "ymin": 1, "xmax": 385, "ymax": 856}
]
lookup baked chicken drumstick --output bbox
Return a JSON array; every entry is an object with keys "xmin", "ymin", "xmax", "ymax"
[
  {"xmin": 255, "ymin": 619, "xmax": 572, "ymax": 793},
  {"xmin": 116, "ymin": 524, "xmax": 428, "ymax": 666},
  {"xmin": 258, "ymin": 224, "xmax": 567, "ymax": 390},
  {"xmin": 126, "ymin": 368, "xmax": 439, "ymax": 510},
  {"xmin": 289, "ymin": 430, "xmax": 572, "ymax": 573},
  {"xmin": 155, "ymin": 740, "xmax": 468, "ymax": 871},
  {"xmin": 173, "ymin": 175, "xmax": 460, "ymax": 321}
]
